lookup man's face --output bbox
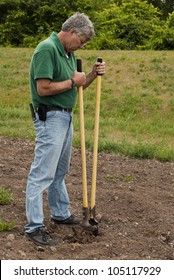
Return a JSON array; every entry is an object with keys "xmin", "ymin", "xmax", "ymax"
[{"xmin": 65, "ymin": 30, "xmax": 89, "ymax": 52}]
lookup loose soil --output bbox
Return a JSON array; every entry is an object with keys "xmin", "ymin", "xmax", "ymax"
[{"xmin": 0, "ymin": 136, "xmax": 174, "ymax": 260}]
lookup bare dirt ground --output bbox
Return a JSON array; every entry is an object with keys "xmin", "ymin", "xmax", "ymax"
[{"xmin": 0, "ymin": 136, "xmax": 174, "ymax": 260}]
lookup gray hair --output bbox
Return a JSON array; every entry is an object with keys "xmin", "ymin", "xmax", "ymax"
[{"xmin": 62, "ymin": 12, "xmax": 95, "ymax": 40}]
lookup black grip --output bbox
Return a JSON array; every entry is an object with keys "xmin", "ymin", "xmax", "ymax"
[
  {"xmin": 97, "ymin": 57, "xmax": 103, "ymax": 63},
  {"xmin": 77, "ymin": 59, "xmax": 82, "ymax": 72},
  {"xmin": 97, "ymin": 57, "xmax": 103, "ymax": 76}
]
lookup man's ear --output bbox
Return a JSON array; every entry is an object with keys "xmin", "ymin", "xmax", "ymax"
[{"xmin": 70, "ymin": 28, "xmax": 77, "ymax": 35}]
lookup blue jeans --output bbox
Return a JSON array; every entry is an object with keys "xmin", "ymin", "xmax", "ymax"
[{"xmin": 25, "ymin": 110, "xmax": 73, "ymax": 233}]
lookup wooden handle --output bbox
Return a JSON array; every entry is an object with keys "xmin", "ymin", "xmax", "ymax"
[
  {"xmin": 77, "ymin": 59, "xmax": 88, "ymax": 208},
  {"xmin": 90, "ymin": 57, "xmax": 103, "ymax": 214}
]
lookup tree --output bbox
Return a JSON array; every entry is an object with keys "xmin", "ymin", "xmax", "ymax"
[
  {"xmin": 0, "ymin": 0, "xmax": 173, "ymax": 49},
  {"xmin": 91, "ymin": 0, "xmax": 161, "ymax": 49},
  {"xmin": 147, "ymin": 0, "xmax": 174, "ymax": 18},
  {"xmin": 149, "ymin": 10, "xmax": 174, "ymax": 49}
]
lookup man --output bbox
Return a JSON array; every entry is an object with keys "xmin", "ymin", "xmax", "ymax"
[{"xmin": 25, "ymin": 12, "xmax": 106, "ymax": 245}]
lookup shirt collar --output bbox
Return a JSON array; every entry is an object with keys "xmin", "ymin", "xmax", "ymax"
[{"xmin": 50, "ymin": 32, "xmax": 71, "ymax": 57}]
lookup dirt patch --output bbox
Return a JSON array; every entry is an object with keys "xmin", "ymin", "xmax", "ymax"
[{"xmin": 0, "ymin": 136, "xmax": 174, "ymax": 260}]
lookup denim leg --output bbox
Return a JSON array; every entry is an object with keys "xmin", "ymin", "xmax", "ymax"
[
  {"xmin": 48, "ymin": 118, "xmax": 73, "ymax": 220},
  {"xmin": 25, "ymin": 111, "xmax": 73, "ymax": 233}
]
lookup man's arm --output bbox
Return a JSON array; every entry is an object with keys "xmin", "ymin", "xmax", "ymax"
[
  {"xmin": 83, "ymin": 61, "xmax": 106, "ymax": 89},
  {"xmin": 37, "ymin": 79, "xmax": 72, "ymax": 96},
  {"xmin": 37, "ymin": 71, "xmax": 86, "ymax": 96}
]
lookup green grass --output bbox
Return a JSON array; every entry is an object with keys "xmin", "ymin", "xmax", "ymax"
[
  {"xmin": 0, "ymin": 187, "xmax": 15, "ymax": 232},
  {"xmin": 0, "ymin": 187, "xmax": 13, "ymax": 205},
  {"xmin": 1, "ymin": 48, "xmax": 174, "ymax": 161},
  {"xmin": 0, "ymin": 219, "xmax": 14, "ymax": 232}
]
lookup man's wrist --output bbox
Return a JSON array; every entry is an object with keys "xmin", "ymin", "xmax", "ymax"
[
  {"xmin": 90, "ymin": 70, "xmax": 97, "ymax": 80},
  {"xmin": 70, "ymin": 78, "xmax": 76, "ymax": 89}
]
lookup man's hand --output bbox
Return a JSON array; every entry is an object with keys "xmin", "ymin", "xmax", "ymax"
[
  {"xmin": 83, "ymin": 61, "xmax": 106, "ymax": 89},
  {"xmin": 72, "ymin": 71, "xmax": 86, "ymax": 87},
  {"xmin": 93, "ymin": 61, "xmax": 106, "ymax": 77}
]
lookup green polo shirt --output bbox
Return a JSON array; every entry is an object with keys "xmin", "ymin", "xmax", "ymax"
[{"xmin": 30, "ymin": 32, "xmax": 77, "ymax": 109}]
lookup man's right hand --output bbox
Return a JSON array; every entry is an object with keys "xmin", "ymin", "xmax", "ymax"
[{"xmin": 72, "ymin": 71, "xmax": 86, "ymax": 87}]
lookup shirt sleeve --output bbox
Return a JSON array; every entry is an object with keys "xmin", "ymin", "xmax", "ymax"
[{"xmin": 33, "ymin": 50, "xmax": 54, "ymax": 80}]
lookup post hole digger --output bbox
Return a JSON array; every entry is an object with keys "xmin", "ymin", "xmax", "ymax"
[{"xmin": 77, "ymin": 57, "xmax": 103, "ymax": 236}]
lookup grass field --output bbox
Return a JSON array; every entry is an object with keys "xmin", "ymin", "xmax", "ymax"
[{"xmin": 1, "ymin": 48, "xmax": 174, "ymax": 161}]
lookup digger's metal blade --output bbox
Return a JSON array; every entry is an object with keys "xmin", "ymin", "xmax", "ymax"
[
  {"xmin": 88, "ymin": 219, "xmax": 98, "ymax": 236},
  {"xmin": 88, "ymin": 206, "xmax": 101, "ymax": 236},
  {"xmin": 81, "ymin": 207, "xmax": 91, "ymax": 228},
  {"xmin": 80, "ymin": 207, "xmax": 99, "ymax": 236}
]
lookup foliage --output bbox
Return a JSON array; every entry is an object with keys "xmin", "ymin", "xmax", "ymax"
[
  {"xmin": 92, "ymin": 1, "xmax": 161, "ymax": 50},
  {"xmin": 0, "ymin": 219, "xmax": 15, "ymax": 232},
  {"xmin": 0, "ymin": 0, "xmax": 110, "ymax": 47},
  {"xmin": 0, "ymin": 187, "xmax": 13, "ymax": 205},
  {"xmin": 147, "ymin": 0, "xmax": 174, "ymax": 18},
  {"xmin": 0, "ymin": 0, "xmax": 174, "ymax": 49},
  {"xmin": 148, "ymin": 11, "xmax": 174, "ymax": 49},
  {"xmin": 0, "ymin": 187, "xmax": 14, "ymax": 232}
]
